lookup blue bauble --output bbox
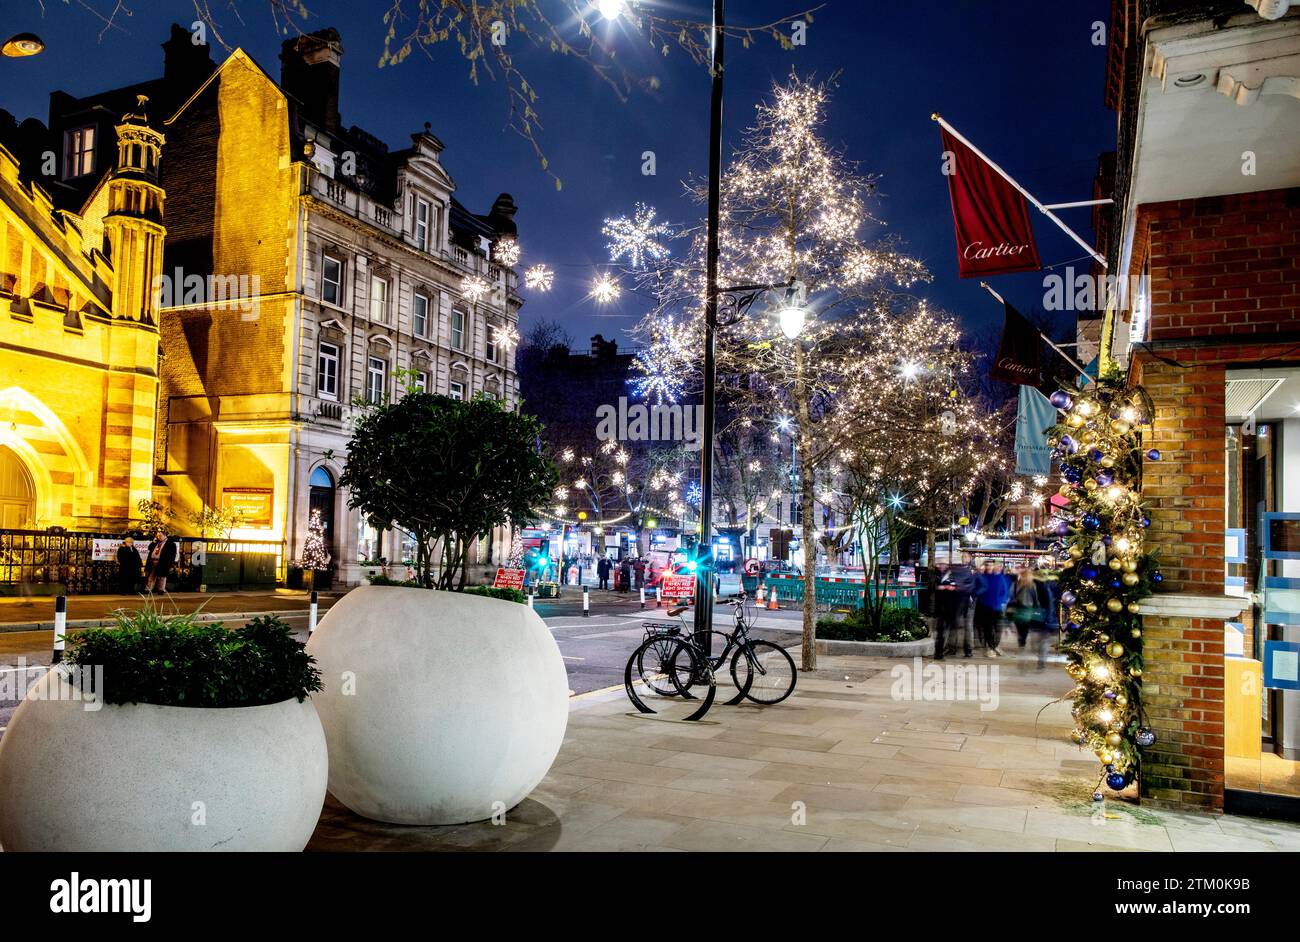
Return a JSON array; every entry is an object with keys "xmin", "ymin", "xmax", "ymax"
[
  {"xmin": 1103, "ymin": 690, "xmax": 1117, "ymax": 700},
  {"xmin": 1102, "ymin": 535, "xmax": 1113, "ymax": 545},
  {"xmin": 1146, "ymin": 449, "xmax": 1161, "ymax": 461},
  {"xmin": 1089, "ymin": 449, "xmax": 1104, "ymax": 462},
  {"xmin": 1152, "ymin": 571, "xmax": 1163, "ymax": 584},
  {"xmin": 1061, "ymin": 590, "xmax": 1077, "ymax": 606},
  {"xmin": 1141, "ymin": 515, "xmax": 1151, "ymax": 528},
  {"xmin": 1066, "ymin": 621, "xmax": 1080, "ymax": 633},
  {"xmin": 1056, "ymin": 521, "xmax": 1070, "ymax": 536},
  {"xmin": 1136, "ymin": 728, "xmax": 1157, "ymax": 748},
  {"xmin": 1064, "ymin": 468, "xmax": 1081, "ymax": 484},
  {"xmin": 1096, "ymin": 471, "xmax": 1114, "ymax": 486},
  {"xmin": 1110, "ymin": 578, "xmax": 1122, "ymax": 590},
  {"xmin": 1080, "ymin": 565, "xmax": 1099, "ymax": 581},
  {"xmin": 1061, "ymin": 435, "xmax": 1079, "ymax": 454},
  {"xmin": 1106, "ymin": 772, "xmax": 1127, "ymax": 791},
  {"xmin": 1082, "ymin": 513, "xmax": 1100, "ymax": 531},
  {"xmin": 1050, "ymin": 391, "xmax": 1073, "ymax": 409}
]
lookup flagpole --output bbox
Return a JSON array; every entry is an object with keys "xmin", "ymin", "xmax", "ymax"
[
  {"xmin": 933, "ymin": 113, "xmax": 1107, "ymax": 268},
  {"xmin": 979, "ymin": 281, "xmax": 1091, "ymax": 381}
]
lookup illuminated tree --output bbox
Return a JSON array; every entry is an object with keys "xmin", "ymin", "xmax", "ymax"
[
  {"xmin": 633, "ymin": 73, "xmax": 930, "ymax": 670},
  {"xmin": 300, "ymin": 509, "xmax": 332, "ymax": 571}
]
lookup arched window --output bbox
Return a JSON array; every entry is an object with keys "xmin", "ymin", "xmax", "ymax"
[{"xmin": 309, "ymin": 466, "xmax": 334, "ymax": 488}]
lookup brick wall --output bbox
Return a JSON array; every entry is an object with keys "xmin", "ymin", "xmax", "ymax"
[
  {"xmin": 1140, "ymin": 612, "xmax": 1229, "ymax": 811},
  {"xmin": 1139, "ymin": 188, "xmax": 1300, "ymax": 341}
]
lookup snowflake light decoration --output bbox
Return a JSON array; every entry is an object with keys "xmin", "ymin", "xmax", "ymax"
[
  {"xmin": 589, "ymin": 273, "xmax": 622, "ymax": 304},
  {"xmin": 494, "ymin": 238, "xmax": 521, "ymax": 266},
  {"xmin": 491, "ymin": 323, "xmax": 520, "ymax": 352},
  {"xmin": 524, "ymin": 264, "xmax": 553, "ymax": 291},
  {"xmin": 602, "ymin": 203, "xmax": 672, "ymax": 269},
  {"xmin": 462, "ymin": 275, "xmax": 490, "ymax": 302}
]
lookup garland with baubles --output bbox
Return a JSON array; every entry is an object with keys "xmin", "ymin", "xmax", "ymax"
[{"xmin": 1045, "ymin": 367, "xmax": 1162, "ymax": 801}]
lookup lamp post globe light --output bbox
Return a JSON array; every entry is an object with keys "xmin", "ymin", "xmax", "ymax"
[{"xmin": 2, "ymin": 33, "xmax": 45, "ymax": 57}]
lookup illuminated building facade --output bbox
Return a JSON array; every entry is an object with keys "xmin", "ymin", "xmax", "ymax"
[
  {"xmin": 0, "ymin": 96, "xmax": 165, "ymax": 532},
  {"xmin": 44, "ymin": 27, "xmax": 522, "ymax": 585}
]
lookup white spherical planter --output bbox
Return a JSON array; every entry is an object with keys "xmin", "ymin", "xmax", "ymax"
[
  {"xmin": 305, "ymin": 585, "xmax": 569, "ymax": 825},
  {"xmin": 0, "ymin": 672, "xmax": 328, "ymax": 852}
]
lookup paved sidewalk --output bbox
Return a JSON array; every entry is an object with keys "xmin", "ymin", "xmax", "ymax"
[{"xmin": 308, "ymin": 650, "xmax": 1300, "ymax": 852}]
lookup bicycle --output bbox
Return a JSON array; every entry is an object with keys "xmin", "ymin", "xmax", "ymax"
[
  {"xmin": 624, "ymin": 617, "xmax": 717, "ymax": 721},
  {"xmin": 628, "ymin": 594, "xmax": 797, "ymax": 710}
]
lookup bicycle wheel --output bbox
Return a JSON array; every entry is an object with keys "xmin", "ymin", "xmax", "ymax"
[
  {"xmin": 625, "ymin": 636, "xmax": 715, "ymax": 721},
  {"xmin": 635, "ymin": 635, "xmax": 687, "ymax": 697},
  {"xmin": 732, "ymin": 640, "xmax": 797, "ymax": 705}
]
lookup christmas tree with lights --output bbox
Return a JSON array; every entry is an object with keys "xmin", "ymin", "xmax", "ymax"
[
  {"xmin": 301, "ymin": 509, "xmax": 332, "ymax": 574},
  {"xmin": 1046, "ymin": 367, "xmax": 1163, "ymax": 800}
]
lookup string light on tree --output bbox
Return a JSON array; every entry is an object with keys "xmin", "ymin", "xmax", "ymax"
[{"xmin": 602, "ymin": 202, "xmax": 672, "ymax": 269}]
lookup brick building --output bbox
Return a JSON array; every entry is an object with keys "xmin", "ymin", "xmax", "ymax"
[
  {"xmin": 38, "ymin": 26, "xmax": 524, "ymax": 586},
  {"xmin": 1098, "ymin": 1, "xmax": 1300, "ymax": 816}
]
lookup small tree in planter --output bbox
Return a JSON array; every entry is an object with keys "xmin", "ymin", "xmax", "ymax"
[
  {"xmin": 341, "ymin": 393, "xmax": 557, "ymax": 590},
  {"xmin": 299, "ymin": 509, "xmax": 332, "ymax": 589},
  {"xmin": 0, "ymin": 608, "xmax": 327, "ymax": 851}
]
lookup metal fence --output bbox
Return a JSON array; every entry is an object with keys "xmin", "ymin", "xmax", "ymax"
[{"xmin": 0, "ymin": 529, "xmax": 286, "ymax": 594}]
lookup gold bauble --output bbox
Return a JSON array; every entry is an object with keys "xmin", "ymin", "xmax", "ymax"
[
  {"xmin": 1122, "ymin": 572, "xmax": 1139, "ymax": 586},
  {"xmin": 1116, "ymin": 694, "xmax": 1129, "ymax": 707},
  {"xmin": 1085, "ymin": 602, "xmax": 1098, "ymax": 613},
  {"xmin": 1067, "ymin": 663, "xmax": 1087, "ymax": 681},
  {"xmin": 1071, "ymin": 729, "xmax": 1086, "ymax": 744},
  {"xmin": 1098, "ymin": 633, "xmax": 1110, "ymax": 644},
  {"xmin": 1127, "ymin": 602, "xmax": 1141, "ymax": 614},
  {"xmin": 1084, "ymin": 479, "xmax": 1098, "ymax": 491},
  {"xmin": 1069, "ymin": 546, "xmax": 1084, "ymax": 560},
  {"xmin": 1067, "ymin": 413, "xmax": 1085, "ymax": 427},
  {"xmin": 1130, "ymin": 666, "xmax": 1142, "ymax": 677},
  {"xmin": 1106, "ymin": 598, "xmax": 1124, "ymax": 613},
  {"xmin": 1097, "ymin": 750, "xmax": 1114, "ymax": 764},
  {"xmin": 1106, "ymin": 732, "xmax": 1123, "ymax": 747},
  {"xmin": 1111, "ymin": 420, "xmax": 1131, "ymax": 435},
  {"xmin": 1069, "ymin": 607, "xmax": 1086, "ymax": 622},
  {"xmin": 1108, "ymin": 557, "xmax": 1123, "ymax": 570},
  {"xmin": 1130, "ymin": 628, "xmax": 1142, "ymax": 640},
  {"xmin": 1100, "ymin": 456, "xmax": 1115, "ymax": 468},
  {"xmin": 1107, "ymin": 642, "xmax": 1125, "ymax": 658},
  {"xmin": 1122, "ymin": 559, "xmax": 1138, "ymax": 573}
]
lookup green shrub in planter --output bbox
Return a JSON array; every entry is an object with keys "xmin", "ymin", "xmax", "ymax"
[
  {"xmin": 816, "ymin": 605, "xmax": 929, "ymax": 643},
  {"xmin": 64, "ymin": 608, "xmax": 322, "ymax": 707}
]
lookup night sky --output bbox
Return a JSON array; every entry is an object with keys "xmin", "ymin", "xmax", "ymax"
[{"xmin": 2, "ymin": 0, "xmax": 1112, "ymax": 350}]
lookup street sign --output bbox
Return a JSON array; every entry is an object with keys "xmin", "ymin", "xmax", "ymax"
[
  {"xmin": 662, "ymin": 574, "xmax": 695, "ymax": 598},
  {"xmin": 493, "ymin": 568, "xmax": 526, "ymax": 591}
]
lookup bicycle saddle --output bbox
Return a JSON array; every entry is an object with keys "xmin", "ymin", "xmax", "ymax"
[{"xmin": 666, "ymin": 605, "xmax": 688, "ymax": 616}]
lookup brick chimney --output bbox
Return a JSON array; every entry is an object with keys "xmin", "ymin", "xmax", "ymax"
[
  {"xmin": 279, "ymin": 28, "xmax": 343, "ymax": 135},
  {"xmin": 161, "ymin": 24, "xmax": 215, "ymax": 95}
]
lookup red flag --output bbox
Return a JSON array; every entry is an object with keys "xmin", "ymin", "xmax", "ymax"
[{"xmin": 939, "ymin": 126, "xmax": 1041, "ymax": 278}]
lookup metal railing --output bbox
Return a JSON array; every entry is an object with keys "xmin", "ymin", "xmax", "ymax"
[{"xmin": 0, "ymin": 529, "xmax": 286, "ymax": 595}]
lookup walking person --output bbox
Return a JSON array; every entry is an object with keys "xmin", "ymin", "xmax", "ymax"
[
  {"xmin": 973, "ymin": 560, "xmax": 1010, "ymax": 656},
  {"xmin": 932, "ymin": 563, "xmax": 971, "ymax": 660},
  {"xmin": 619, "ymin": 557, "xmax": 633, "ymax": 594},
  {"xmin": 597, "ymin": 555, "xmax": 611, "ymax": 591},
  {"xmin": 633, "ymin": 556, "xmax": 646, "ymax": 591},
  {"xmin": 143, "ymin": 529, "xmax": 177, "ymax": 593},
  {"xmin": 1009, "ymin": 567, "xmax": 1051, "ymax": 668},
  {"xmin": 116, "ymin": 535, "xmax": 142, "ymax": 595}
]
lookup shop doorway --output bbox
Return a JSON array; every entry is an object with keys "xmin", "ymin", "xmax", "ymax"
[{"xmin": 308, "ymin": 466, "xmax": 336, "ymax": 560}]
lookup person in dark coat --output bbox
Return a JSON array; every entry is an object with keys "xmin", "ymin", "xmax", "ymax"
[
  {"xmin": 633, "ymin": 557, "xmax": 646, "ymax": 591},
  {"xmin": 597, "ymin": 555, "xmax": 611, "ymax": 590},
  {"xmin": 933, "ymin": 562, "xmax": 973, "ymax": 660},
  {"xmin": 619, "ymin": 558, "xmax": 633, "ymax": 593},
  {"xmin": 144, "ymin": 529, "xmax": 177, "ymax": 593},
  {"xmin": 116, "ymin": 536, "xmax": 142, "ymax": 595}
]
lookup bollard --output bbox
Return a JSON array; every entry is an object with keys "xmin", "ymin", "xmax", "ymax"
[
  {"xmin": 527, "ymin": 586, "xmax": 535, "ymax": 610},
  {"xmin": 656, "ymin": 586, "xmax": 662, "ymax": 608},
  {"xmin": 52, "ymin": 594, "xmax": 67, "ymax": 664},
  {"xmin": 582, "ymin": 588, "xmax": 590, "ymax": 617},
  {"xmin": 308, "ymin": 589, "xmax": 319, "ymax": 635},
  {"xmin": 639, "ymin": 587, "xmax": 646, "ymax": 609}
]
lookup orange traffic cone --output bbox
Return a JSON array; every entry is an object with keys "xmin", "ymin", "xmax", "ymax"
[
  {"xmin": 767, "ymin": 587, "xmax": 779, "ymax": 611},
  {"xmin": 755, "ymin": 584, "xmax": 767, "ymax": 606}
]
